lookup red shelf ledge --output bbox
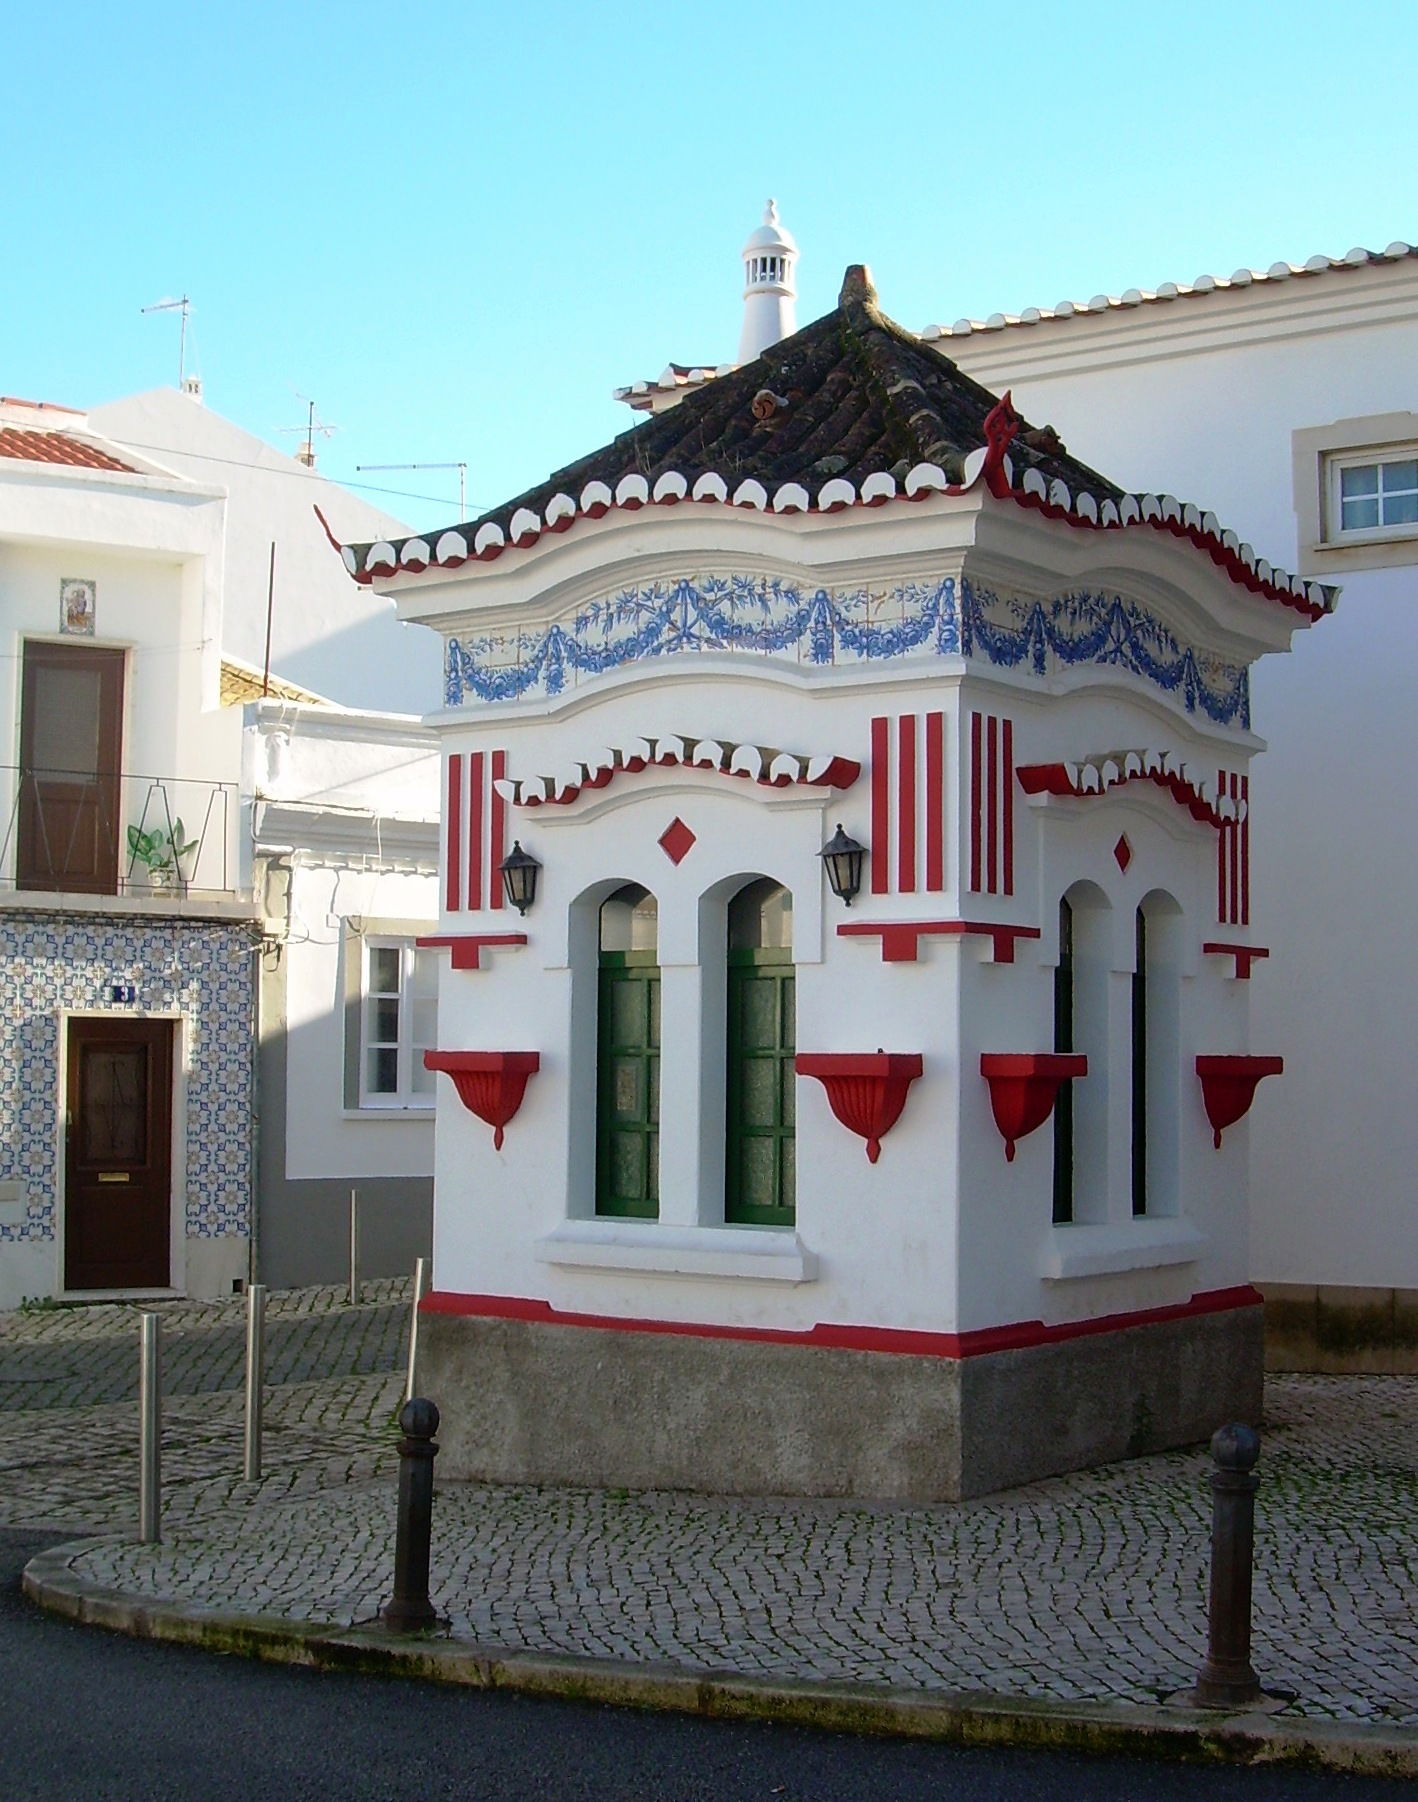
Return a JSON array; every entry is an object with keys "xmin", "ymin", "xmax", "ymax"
[
  {"xmin": 1202, "ymin": 941, "xmax": 1270, "ymax": 980},
  {"xmin": 838, "ymin": 920, "xmax": 1041, "ymax": 964},
  {"xmin": 795, "ymin": 1053, "xmax": 924, "ymax": 1163},
  {"xmin": 980, "ymin": 1053, "xmax": 1088, "ymax": 1161},
  {"xmin": 1195, "ymin": 1055, "xmax": 1283, "ymax": 1148},
  {"xmin": 417, "ymin": 933, "xmax": 527, "ymax": 971},
  {"xmin": 423, "ymin": 1051, "xmax": 540, "ymax": 1148}
]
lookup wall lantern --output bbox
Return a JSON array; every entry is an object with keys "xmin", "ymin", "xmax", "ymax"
[
  {"xmin": 819, "ymin": 824, "xmax": 866, "ymax": 907},
  {"xmin": 498, "ymin": 841, "xmax": 541, "ymax": 915}
]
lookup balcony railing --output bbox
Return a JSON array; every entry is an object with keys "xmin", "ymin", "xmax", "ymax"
[{"xmin": 0, "ymin": 766, "xmax": 239, "ymax": 900}]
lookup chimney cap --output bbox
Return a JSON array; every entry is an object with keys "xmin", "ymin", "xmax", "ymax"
[{"xmin": 742, "ymin": 198, "xmax": 798, "ymax": 257}]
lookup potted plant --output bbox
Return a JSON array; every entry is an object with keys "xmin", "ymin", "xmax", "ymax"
[{"xmin": 126, "ymin": 819, "xmax": 199, "ymax": 891}]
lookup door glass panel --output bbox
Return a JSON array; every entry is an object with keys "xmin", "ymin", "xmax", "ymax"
[
  {"xmin": 613, "ymin": 1058, "xmax": 642, "ymax": 1119},
  {"xmin": 79, "ymin": 1046, "xmax": 146, "ymax": 1162},
  {"xmin": 612, "ymin": 1131, "xmax": 645, "ymax": 1200},
  {"xmin": 32, "ymin": 667, "xmax": 102, "ymax": 774},
  {"xmin": 742, "ymin": 1058, "xmax": 777, "ymax": 1127}
]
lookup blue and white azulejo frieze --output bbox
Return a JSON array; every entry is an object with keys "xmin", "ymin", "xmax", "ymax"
[{"xmin": 443, "ymin": 573, "xmax": 1249, "ymax": 728}]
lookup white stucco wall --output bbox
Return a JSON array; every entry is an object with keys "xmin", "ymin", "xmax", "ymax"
[{"xmin": 941, "ymin": 260, "xmax": 1418, "ymax": 1291}]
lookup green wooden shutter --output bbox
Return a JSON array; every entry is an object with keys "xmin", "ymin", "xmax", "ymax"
[
  {"xmin": 596, "ymin": 950, "xmax": 660, "ymax": 1218},
  {"xmin": 725, "ymin": 948, "xmax": 795, "ymax": 1226}
]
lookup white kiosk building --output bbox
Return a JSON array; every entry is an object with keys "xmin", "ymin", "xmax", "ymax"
[{"xmin": 336, "ymin": 263, "xmax": 1329, "ymax": 1499}]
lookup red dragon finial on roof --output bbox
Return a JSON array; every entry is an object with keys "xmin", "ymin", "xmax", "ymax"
[{"xmin": 980, "ymin": 390, "xmax": 1020, "ymax": 497}]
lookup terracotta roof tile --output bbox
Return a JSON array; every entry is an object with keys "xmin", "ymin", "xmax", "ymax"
[
  {"xmin": 0, "ymin": 427, "xmax": 137, "ymax": 473},
  {"xmin": 350, "ymin": 267, "xmax": 1119, "ymax": 565}
]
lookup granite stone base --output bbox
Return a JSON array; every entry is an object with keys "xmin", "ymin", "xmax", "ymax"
[{"xmin": 420, "ymin": 1303, "xmax": 1262, "ymax": 1501}]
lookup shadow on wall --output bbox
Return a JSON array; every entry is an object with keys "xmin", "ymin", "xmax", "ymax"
[{"xmin": 256, "ymin": 984, "xmax": 432, "ymax": 1291}]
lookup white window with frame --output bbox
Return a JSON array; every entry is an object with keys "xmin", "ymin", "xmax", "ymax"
[
  {"xmin": 357, "ymin": 938, "xmax": 438, "ymax": 1109},
  {"xmin": 1330, "ymin": 448, "xmax": 1418, "ymax": 540}
]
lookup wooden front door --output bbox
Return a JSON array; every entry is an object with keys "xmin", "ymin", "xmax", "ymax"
[
  {"xmin": 18, "ymin": 642, "xmax": 125, "ymax": 893},
  {"xmin": 64, "ymin": 1017, "xmax": 174, "ymax": 1290}
]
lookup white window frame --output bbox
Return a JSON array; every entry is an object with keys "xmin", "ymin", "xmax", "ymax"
[
  {"xmin": 1326, "ymin": 446, "xmax": 1418, "ymax": 545},
  {"xmin": 357, "ymin": 937, "xmax": 437, "ymax": 1111}
]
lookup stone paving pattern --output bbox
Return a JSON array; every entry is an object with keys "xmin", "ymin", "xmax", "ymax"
[{"xmin": 4, "ymin": 1288, "xmax": 1417, "ymax": 1727}]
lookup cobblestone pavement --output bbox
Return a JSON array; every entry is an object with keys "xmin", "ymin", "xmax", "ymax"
[
  {"xmin": 0, "ymin": 1281, "xmax": 408, "ymax": 1530},
  {"xmin": 19, "ymin": 1307, "xmax": 1418, "ymax": 1730}
]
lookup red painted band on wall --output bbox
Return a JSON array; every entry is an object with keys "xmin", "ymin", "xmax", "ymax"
[
  {"xmin": 468, "ymin": 749, "xmax": 484, "ymax": 911},
  {"xmin": 1002, "ymin": 716, "xmax": 1014, "ymax": 897},
  {"xmin": 421, "ymin": 1284, "xmax": 1262, "ymax": 1360},
  {"xmin": 925, "ymin": 711, "xmax": 944, "ymax": 892},
  {"xmin": 898, "ymin": 713, "xmax": 917, "ymax": 894},
  {"xmin": 870, "ymin": 715, "xmax": 890, "ymax": 895},
  {"xmin": 969, "ymin": 710, "xmax": 982, "ymax": 891},
  {"xmin": 445, "ymin": 754, "xmax": 463, "ymax": 914},
  {"xmin": 489, "ymin": 749, "xmax": 507, "ymax": 909}
]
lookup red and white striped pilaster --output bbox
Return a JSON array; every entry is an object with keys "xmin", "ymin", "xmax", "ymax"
[
  {"xmin": 968, "ymin": 711, "xmax": 1014, "ymax": 897},
  {"xmin": 1216, "ymin": 768, "xmax": 1249, "ymax": 926},
  {"xmin": 444, "ymin": 749, "xmax": 508, "ymax": 913},
  {"xmin": 869, "ymin": 712, "xmax": 947, "ymax": 897}
]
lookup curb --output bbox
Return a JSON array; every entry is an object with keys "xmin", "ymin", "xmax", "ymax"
[{"xmin": 23, "ymin": 1540, "xmax": 1418, "ymax": 1780}]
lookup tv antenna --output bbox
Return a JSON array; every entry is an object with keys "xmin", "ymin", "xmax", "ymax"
[
  {"xmin": 355, "ymin": 462, "xmax": 469, "ymax": 517},
  {"xmin": 281, "ymin": 397, "xmax": 338, "ymax": 470},
  {"xmin": 142, "ymin": 295, "xmax": 191, "ymax": 387}
]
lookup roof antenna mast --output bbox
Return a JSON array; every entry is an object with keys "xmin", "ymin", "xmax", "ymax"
[
  {"xmin": 280, "ymin": 396, "xmax": 338, "ymax": 470},
  {"xmin": 141, "ymin": 295, "xmax": 191, "ymax": 387}
]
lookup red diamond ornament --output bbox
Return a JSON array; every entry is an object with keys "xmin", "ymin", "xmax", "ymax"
[
  {"xmin": 1113, "ymin": 834, "xmax": 1133, "ymax": 873},
  {"xmin": 658, "ymin": 817, "xmax": 697, "ymax": 865}
]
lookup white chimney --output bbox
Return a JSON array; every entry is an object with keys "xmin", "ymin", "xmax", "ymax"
[{"xmin": 737, "ymin": 199, "xmax": 798, "ymax": 365}]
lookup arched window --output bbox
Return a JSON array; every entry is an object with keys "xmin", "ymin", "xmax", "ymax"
[
  {"xmin": 1133, "ymin": 891, "xmax": 1183, "ymax": 1218},
  {"xmin": 1053, "ymin": 896, "xmax": 1075, "ymax": 1224},
  {"xmin": 725, "ymin": 879, "xmax": 794, "ymax": 1226},
  {"xmin": 596, "ymin": 885, "xmax": 659, "ymax": 1218},
  {"xmin": 1053, "ymin": 882, "xmax": 1110, "ymax": 1225}
]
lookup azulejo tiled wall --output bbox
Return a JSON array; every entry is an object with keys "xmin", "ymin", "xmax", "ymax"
[
  {"xmin": 443, "ymin": 574, "xmax": 1250, "ymax": 726},
  {"xmin": 0, "ymin": 912, "xmax": 256, "ymax": 1245}
]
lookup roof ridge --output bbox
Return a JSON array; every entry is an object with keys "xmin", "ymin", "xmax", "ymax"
[{"xmin": 922, "ymin": 240, "xmax": 1418, "ymax": 342}]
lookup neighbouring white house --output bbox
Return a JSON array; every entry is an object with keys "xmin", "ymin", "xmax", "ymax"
[
  {"xmin": 91, "ymin": 384, "xmax": 441, "ymax": 715},
  {"xmin": 244, "ymin": 699, "xmax": 440, "ymax": 1287},
  {"xmin": 0, "ymin": 395, "xmax": 256, "ymax": 1309},
  {"xmin": 923, "ymin": 241, "xmax": 1418, "ymax": 1370},
  {"xmin": 0, "ymin": 389, "xmax": 440, "ymax": 1311},
  {"xmin": 335, "ymin": 243, "xmax": 1329, "ymax": 1499}
]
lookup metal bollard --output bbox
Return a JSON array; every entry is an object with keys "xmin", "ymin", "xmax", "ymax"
[
  {"xmin": 1192, "ymin": 1422, "xmax": 1264, "ymax": 1707},
  {"xmin": 348, "ymin": 1187, "xmax": 361, "ymax": 1306},
  {"xmin": 382, "ymin": 1397, "xmax": 440, "ymax": 1632},
  {"xmin": 139, "ymin": 1312, "xmax": 162, "ymax": 1544},
  {"xmin": 404, "ymin": 1256, "xmax": 429, "ymax": 1405},
  {"xmin": 243, "ymin": 1282, "xmax": 267, "ymax": 1481}
]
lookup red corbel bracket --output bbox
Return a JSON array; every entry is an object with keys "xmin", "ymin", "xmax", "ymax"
[
  {"xmin": 1195, "ymin": 1055, "xmax": 1283, "ymax": 1148},
  {"xmin": 1202, "ymin": 942, "xmax": 1271, "ymax": 980},
  {"xmin": 795, "ymin": 1053, "xmax": 924, "ymax": 1163},
  {"xmin": 417, "ymin": 933, "xmax": 527, "ymax": 971},
  {"xmin": 424, "ymin": 1051, "xmax": 540, "ymax": 1149},
  {"xmin": 980, "ymin": 1053, "xmax": 1088, "ymax": 1161},
  {"xmin": 837, "ymin": 920, "xmax": 1041, "ymax": 964}
]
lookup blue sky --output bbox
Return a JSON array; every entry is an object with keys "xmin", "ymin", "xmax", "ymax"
[{"xmin": 6, "ymin": 2, "xmax": 1413, "ymax": 530}]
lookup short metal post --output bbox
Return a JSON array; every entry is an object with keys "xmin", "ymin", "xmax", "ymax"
[
  {"xmin": 348, "ymin": 1187, "xmax": 360, "ymax": 1306},
  {"xmin": 243, "ymin": 1282, "xmax": 267, "ymax": 1481},
  {"xmin": 1192, "ymin": 1422, "xmax": 1264, "ymax": 1707},
  {"xmin": 404, "ymin": 1257, "xmax": 429, "ymax": 1405},
  {"xmin": 138, "ymin": 1313, "xmax": 162, "ymax": 1544},
  {"xmin": 382, "ymin": 1398, "xmax": 440, "ymax": 1632}
]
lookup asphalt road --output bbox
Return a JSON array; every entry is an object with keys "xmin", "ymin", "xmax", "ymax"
[{"xmin": 3, "ymin": 1530, "xmax": 1406, "ymax": 1802}]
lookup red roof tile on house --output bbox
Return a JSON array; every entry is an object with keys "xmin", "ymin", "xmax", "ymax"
[{"xmin": 0, "ymin": 427, "xmax": 138, "ymax": 473}]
